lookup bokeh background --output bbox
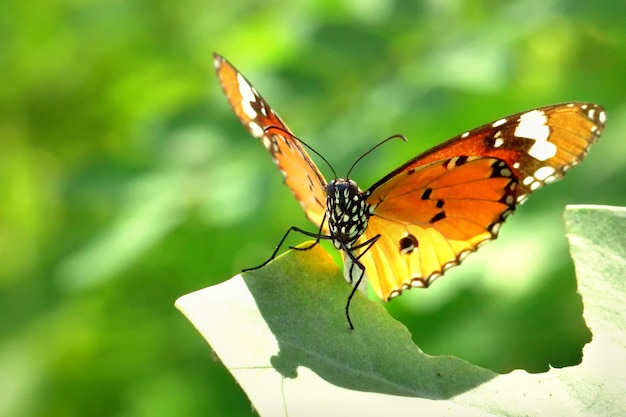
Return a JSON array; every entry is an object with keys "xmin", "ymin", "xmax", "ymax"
[{"xmin": 2, "ymin": 1, "xmax": 625, "ymax": 416}]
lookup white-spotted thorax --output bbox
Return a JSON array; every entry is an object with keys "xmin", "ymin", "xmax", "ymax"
[
  {"xmin": 325, "ymin": 179, "xmax": 370, "ymax": 251},
  {"xmin": 326, "ymin": 178, "xmax": 371, "ymax": 294}
]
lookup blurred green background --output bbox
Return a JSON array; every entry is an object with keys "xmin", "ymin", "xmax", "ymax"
[{"xmin": 2, "ymin": 0, "xmax": 625, "ymax": 416}]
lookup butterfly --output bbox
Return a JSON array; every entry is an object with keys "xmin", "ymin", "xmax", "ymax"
[{"xmin": 213, "ymin": 53, "xmax": 606, "ymax": 329}]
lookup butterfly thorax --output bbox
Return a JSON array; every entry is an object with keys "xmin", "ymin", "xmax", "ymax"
[{"xmin": 326, "ymin": 179, "xmax": 370, "ymax": 250}]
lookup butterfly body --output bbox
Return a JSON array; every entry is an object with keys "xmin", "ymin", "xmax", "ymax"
[
  {"xmin": 326, "ymin": 179, "xmax": 369, "ymax": 251},
  {"xmin": 213, "ymin": 53, "xmax": 605, "ymax": 329}
]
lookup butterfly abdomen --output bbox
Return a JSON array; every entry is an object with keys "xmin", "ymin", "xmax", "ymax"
[{"xmin": 326, "ymin": 179, "xmax": 370, "ymax": 250}]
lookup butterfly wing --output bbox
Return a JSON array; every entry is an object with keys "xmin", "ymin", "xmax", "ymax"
[
  {"xmin": 385, "ymin": 103, "xmax": 606, "ymax": 203},
  {"xmin": 214, "ymin": 53, "xmax": 328, "ymax": 228},
  {"xmin": 351, "ymin": 103, "xmax": 605, "ymax": 301}
]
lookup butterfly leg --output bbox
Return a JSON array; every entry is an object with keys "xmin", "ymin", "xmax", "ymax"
[
  {"xmin": 345, "ymin": 235, "xmax": 380, "ymax": 284},
  {"xmin": 342, "ymin": 235, "xmax": 380, "ymax": 330},
  {"xmin": 290, "ymin": 212, "xmax": 328, "ymax": 252},
  {"xmin": 242, "ymin": 225, "xmax": 333, "ymax": 272}
]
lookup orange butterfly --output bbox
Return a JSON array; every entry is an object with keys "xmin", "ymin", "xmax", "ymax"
[{"xmin": 214, "ymin": 53, "xmax": 605, "ymax": 329}]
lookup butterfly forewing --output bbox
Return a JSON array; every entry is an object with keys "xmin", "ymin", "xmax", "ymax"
[
  {"xmin": 376, "ymin": 103, "xmax": 605, "ymax": 202},
  {"xmin": 213, "ymin": 54, "xmax": 328, "ymax": 227}
]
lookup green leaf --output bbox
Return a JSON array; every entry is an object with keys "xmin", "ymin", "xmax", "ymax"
[
  {"xmin": 560, "ymin": 204, "xmax": 626, "ymax": 415},
  {"xmin": 236, "ymin": 243, "xmax": 493, "ymax": 398},
  {"xmin": 176, "ymin": 205, "xmax": 626, "ymax": 416}
]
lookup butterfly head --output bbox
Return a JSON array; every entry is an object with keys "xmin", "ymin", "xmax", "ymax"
[{"xmin": 326, "ymin": 179, "xmax": 369, "ymax": 250}]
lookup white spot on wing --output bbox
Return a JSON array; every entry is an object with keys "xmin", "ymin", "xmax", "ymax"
[
  {"xmin": 588, "ymin": 108, "xmax": 596, "ymax": 119},
  {"xmin": 458, "ymin": 249, "xmax": 472, "ymax": 261},
  {"xmin": 528, "ymin": 140, "xmax": 557, "ymax": 161},
  {"xmin": 248, "ymin": 121, "xmax": 264, "ymax": 138},
  {"xmin": 493, "ymin": 137, "xmax": 504, "ymax": 148},
  {"xmin": 534, "ymin": 166, "xmax": 556, "ymax": 181},
  {"xmin": 493, "ymin": 118, "xmax": 507, "ymax": 128},
  {"xmin": 241, "ymin": 100, "xmax": 257, "ymax": 119},
  {"xmin": 237, "ymin": 73, "xmax": 258, "ymax": 118},
  {"xmin": 514, "ymin": 110, "xmax": 550, "ymax": 142},
  {"xmin": 461, "ymin": 131, "xmax": 470, "ymax": 138},
  {"xmin": 599, "ymin": 110, "xmax": 606, "ymax": 124}
]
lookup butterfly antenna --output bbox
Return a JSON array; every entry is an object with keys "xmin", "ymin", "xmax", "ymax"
[
  {"xmin": 264, "ymin": 126, "xmax": 338, "ymax": 178},
  {"xmin": 346, "ymin": 134, "xmax": 407, "ymax": 178}
]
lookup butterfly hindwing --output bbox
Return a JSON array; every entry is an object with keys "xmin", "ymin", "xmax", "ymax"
[{"xmin": 214, "ymin": 53, "xmax": 328, "ymax": 227}]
